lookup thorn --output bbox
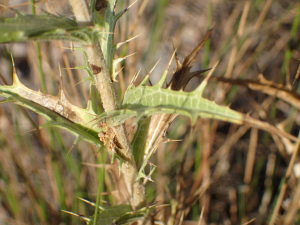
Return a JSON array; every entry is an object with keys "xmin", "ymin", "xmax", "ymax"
[
  {"xmin": 113, "ymin": 66, "xmax": 124, "ymax": 82},
  {"xmin": 168, "ymin": 50, "xmax": 177, "ymax": 70},
  {"xmin": 172, "ymin": 42, "xmax": 182, "ymax": 69},
  {"xmin": 143, "ymin": 161, "xmax": 156, "ymax": 183},
  {"xmin": 157, "ymin": 51, "xmax": 176, "ymax": 87},
  {"xmin": 75, "ymin": 79, "xmax": 85, "ymax": 85},
  {"xmin": 67, "ymin": 144, "xmax": 75, "ymax": 156},
  {"xmin": 189, "ymin": 68, "xmax": 211, "ymax": 77},
  {"xmin": 116, "ymin": 34, "xmax": 140, "ymax": 49},
  {"xmin": 22, "ymin": 127, "xmax": 40, "ymax": 135},
  {"xmin": 119, "ymin": 52, "xmax": 137, "ymax": 61},
  {"xmin": 203, "ymin": 62, "xmax": 218, "ymax": 83},
  {"xmin": 113, "ymin": 53, "xmax": 137, "ymax": 70},
  {"xmin": 127, "ymin": 0, "xmax": 138, "ymax": 11},
  {"xmin": 10, "ymin": 54, "xmax": 18, "ymax": 84},
  {"xmin": 291, "ymin": 64, "xmax": 300, "ymax": 91},
  {"xmin": 114, "ymin": 0, "xmax": 138, "ymax": 22},
  {"xmin": 10, "ymin": 53, "xmax": 15, "ymax": 68},
  {"xmin": 0, "ymin": 4, "xmax": 23, "ymax": 14},
  {"xmin": 77, "ymin": 197, "xmax": 105, "ymax": 210},
  {"xmin": 130, "ymin": 68, "xmax": 142, "ymax": 86},
  {"xmin": 196, "ymin": 61, "xmax": 219, "ymax": 96},
  {"xmin": 61, "ymin": 210, "xmax": 91, "ymax": 222},
  {"xmin": 57, "ymin": 63, "xmax": 67, "ymax": 101},
  {"xmin": 149, "ymin": 58, "xmax": 161, "ymax": 74},
  {"xmin": 116, "ymin": 66, "xmax": 124, "ymax": 75},
  {"xmin": 140, "ymin": 74, "xmax": 150, "ymax": 86},
  {"xmin": 163, "ymin": 138, "xmax": 183, "ymax": 143}
]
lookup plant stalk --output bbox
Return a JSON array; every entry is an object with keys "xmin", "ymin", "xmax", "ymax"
[{"xmin": 68, "ymin": 0, "xmax": 146, "ymax": 208}]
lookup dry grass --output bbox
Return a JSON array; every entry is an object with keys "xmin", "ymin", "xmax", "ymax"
[{"xmin": 0, "ymin": 0, "xmax": 300, "ymax": 224}]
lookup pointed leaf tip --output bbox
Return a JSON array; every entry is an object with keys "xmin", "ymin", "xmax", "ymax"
[
  {"xmin": 149, "ymin": 58, "xmax": 161, "ymax": 74},
  {"xmin": 116, "ymin": 34, "xmax": 140, "ymax": 49},
  {"xmin": 130, "ymin": 68, "xmax": 142, "ymax": 86},
  {"xmin": 10, "ymin": 54, "xmax": 19, "ymax": 85},
  {"xmin": 168, "ymin": 50, "xmax": 177, "ymax": 69},
  {"xmin": 156, "ymin": 52, "xmax": 176, "ymax": 88},
  {"xmin": 157, "ymin": 70, "xmax": 168, "ymax": 88},
  {"xmin": 114, "ymin": 0, "xmax": 138, "ymax": 22},
  {"xmin": 140, "ymin": 74, "xmax": 150, "ymax": 86},
  {"xmin": 196, "ymin": 61, "xmax": 219, "ymax": 96}
]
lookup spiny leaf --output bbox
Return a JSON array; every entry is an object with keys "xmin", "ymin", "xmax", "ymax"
[
  {"xmin": 214, "ymin": 74, "xmax": 300, "ymax": 110},
  {"xmin": 131, "ymin": 117, "xmax": 151, "ymax": 168},
  {"xmin": 0, "ymin": 13, "xmax": 102, "ymax": 43},
  {"xmin": 0, "ymin": 67, "xmax": 103, "ymax": 147},
  {"xmin": 130, "ymin": 30, "xmax": 213, "ymax": 171},
  {"xmin": 97, "ymin": 66, "xmax": 297, "ymax": 143}
]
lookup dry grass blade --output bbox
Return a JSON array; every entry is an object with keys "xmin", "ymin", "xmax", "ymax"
[
  {"xmin": 244, "ymin": 128, "xmax": 258, "ymax": 184},
  {"xmin": 291, "ymin": 64, "xmax": 300, "ymax": 89},
  {"xmin": 1, "ymin": 0, "xmax": 299, "ymax": 224},
  {"xmin": 214, "ymin": 74, "xmax": 300, "ymax": 110},
  {"xmin": 269, "ymin": 132, "xmax": 300, "ymax": 225},
  {"xmin": 242, "ymin": 218, "xmax": 256, "ymax": 225}
]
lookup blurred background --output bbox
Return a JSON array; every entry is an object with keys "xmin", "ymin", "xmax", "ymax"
[{"xmin": 0, "ymin": 0, "xmax": 300, "ymax": 224}]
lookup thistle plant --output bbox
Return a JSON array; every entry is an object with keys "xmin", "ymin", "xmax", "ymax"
[{"xmin": 0, "ymin": 0, "xmax": 299, "ymax": 224}]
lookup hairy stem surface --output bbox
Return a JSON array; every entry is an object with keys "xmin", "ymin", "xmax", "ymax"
[{"xmin": 69, "ymin": 0, "xmax": 146, "ymax": 208}]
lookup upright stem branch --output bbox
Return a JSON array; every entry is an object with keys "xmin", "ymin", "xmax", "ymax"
[{"xmin": 69, "ymin": 0, "xmax": 146, "ymax": 208}]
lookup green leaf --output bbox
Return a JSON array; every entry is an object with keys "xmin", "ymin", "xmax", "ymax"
[
  {"xmin": 131, "ymin": 117, "xmax": 151, "ymax": 168},
  {"xmin": 74, "ymin": 47, "xmax": 96, "ymax": 85},
  {"xmin": 0, "ymin": 67, "xmax": 103, "ymax": 147},
  {"xmin": 0, "ymin": 13, "xmax": 102, "ymax": 43},
  {"xmin": 92, "ymin": 205, "xmax": 131, "ymax": 225},
  {"xmin": 86, "ymin": 204, "xmax": 148, "ymax": 225},
  {"xmin": 97, "ymin": 64, "xmax": 297, "ymax": 144}
]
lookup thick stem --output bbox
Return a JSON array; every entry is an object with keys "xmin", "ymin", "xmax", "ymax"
[
  {"xmin": 86, "ymin": 43, "xmax": 146, "ymax": 207},
  {"xmin": 69, "ymin": 0, "xmax": 146, "ymax": 208}
]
